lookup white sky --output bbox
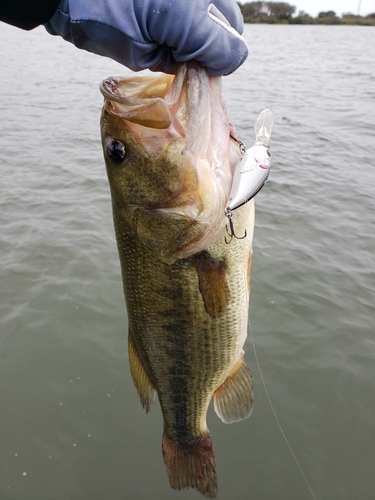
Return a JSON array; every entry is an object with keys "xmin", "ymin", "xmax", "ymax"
[{"xmin": 292, "ymin": 0, "xmax": 375, "ymax": 16}]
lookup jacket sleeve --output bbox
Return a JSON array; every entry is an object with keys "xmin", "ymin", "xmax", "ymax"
[{"xmin": 0, "ymin": 0, "xmax": 61, "ymax": 30}]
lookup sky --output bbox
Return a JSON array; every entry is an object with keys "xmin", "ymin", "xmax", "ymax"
[{"xmin": 291, "ymin": 0, "xmax": 375, "ymax": 16}]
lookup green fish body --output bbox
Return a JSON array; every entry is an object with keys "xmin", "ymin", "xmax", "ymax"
[{"xmin": 100, "ymin": 63, "xmax": 254, "ymax": 498}]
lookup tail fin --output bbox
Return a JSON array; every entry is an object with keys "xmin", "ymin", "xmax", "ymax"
[{"xmin": 162, "ymin": 432, "xmax": 218, "ymax": 498}]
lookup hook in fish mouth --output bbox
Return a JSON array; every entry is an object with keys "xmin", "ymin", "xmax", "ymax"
[{"xmin": 224, "ymin": 209, "xmax": 247, "ymax": 244}]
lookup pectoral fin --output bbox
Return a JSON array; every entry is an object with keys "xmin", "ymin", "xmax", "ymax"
[
  {"xmin": 128, "ymin": 333, "xmax": 156, "ymax": 413},
  {"xmin": 192, "ymin": 251, "xmax": 230, "ymax": 318},
  {"xmin": 213, "ymin": 355, "xmax": 254, "ymax": 424}
]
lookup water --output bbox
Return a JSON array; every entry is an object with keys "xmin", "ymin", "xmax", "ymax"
[{"xmin": 0, "ymin": 23, "xmax": 375, "ymax": 500}]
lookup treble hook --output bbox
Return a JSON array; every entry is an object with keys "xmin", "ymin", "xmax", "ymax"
[{"xmin": 224, "ymin": 210, "xmax": 247, "ymax": 244}]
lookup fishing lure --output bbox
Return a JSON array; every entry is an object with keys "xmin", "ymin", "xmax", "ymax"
[{"xmin": 225, "ymin": 107, "xmax": 275, "ymax": 244}]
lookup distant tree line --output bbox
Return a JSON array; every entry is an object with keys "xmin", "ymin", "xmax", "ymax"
[{"xmin": 237, "ymin": 2, "xmax": 375, "ymax": 24}]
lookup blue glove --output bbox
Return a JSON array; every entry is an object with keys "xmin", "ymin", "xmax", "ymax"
[{"xmin": 45, "ymin": 0, "xmax": 248, "ymax": 75}]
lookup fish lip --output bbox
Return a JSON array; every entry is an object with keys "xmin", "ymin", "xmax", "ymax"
[
  {"xmin": 100, "ymin": 76, "xmax": 176, "ymax": 129},
  {"xmin": 100, "ymin": 75, "xmax": 174, "ymax": 105},
  {"xmin": 99, "ymin": 77, "xmax": 142, "ymax": 106}
]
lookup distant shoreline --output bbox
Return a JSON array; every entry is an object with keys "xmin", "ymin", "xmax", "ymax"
[
  {"xmin": 243, "ymin": 20, "xmax": 375, "ymax": 25},
  {"xmin": 243, "ymin": 19, "xmax": 375, "ymax": 26},
  {"xmin": 238, "ymin": 3, "xmax": 375, "ymax": 26}
]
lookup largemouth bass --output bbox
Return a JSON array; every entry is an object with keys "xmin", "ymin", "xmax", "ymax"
[{"xmin": 100, "ymin": 63, "xmax": 254, "ymax": 499}]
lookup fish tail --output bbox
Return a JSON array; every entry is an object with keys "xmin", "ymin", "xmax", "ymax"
[{"xmin": 162, "ymin": 431, "xmax": 218, "ymax": 499}]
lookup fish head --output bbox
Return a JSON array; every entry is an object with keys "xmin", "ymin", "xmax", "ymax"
[{"xmin": 100, "ymin": 64, "xmax": 241, "ymax": 263}]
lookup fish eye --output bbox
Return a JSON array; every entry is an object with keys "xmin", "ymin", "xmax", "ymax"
[{"xmin": 106, "ymin": 139, "xmax": 127, "ymax": 164}]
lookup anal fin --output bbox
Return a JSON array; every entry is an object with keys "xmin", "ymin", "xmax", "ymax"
[
  {"xmin": 214, "ymin": 355, "xmax": 254, "ymax": 424},
  {"xmin": 128, "ymin": 333, "xmax": 156, "ymax": 413}
]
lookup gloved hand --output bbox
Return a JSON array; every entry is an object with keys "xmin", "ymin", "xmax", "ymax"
[{"xmin": 45, "ymin": 0, "xmax": 248, "ymax": 76}]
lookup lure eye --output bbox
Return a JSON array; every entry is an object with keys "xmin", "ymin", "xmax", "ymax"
[{"xmin": 106, "ymin": 139, "xmax": 127, "ymax": 164}]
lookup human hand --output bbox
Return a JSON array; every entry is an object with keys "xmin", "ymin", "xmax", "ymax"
[{"xmin": 45, "ymin": 0, "xmax": 248, "ymax": 76}]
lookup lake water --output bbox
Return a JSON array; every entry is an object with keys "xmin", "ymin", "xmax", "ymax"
[{"xmin": 1, "ymin": 23, "xmax": 375, "ymax": 500}]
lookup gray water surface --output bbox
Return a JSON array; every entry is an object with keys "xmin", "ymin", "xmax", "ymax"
[{"xmin": 1, "ymin": 23, "xmax": 375, "ymax": 500}]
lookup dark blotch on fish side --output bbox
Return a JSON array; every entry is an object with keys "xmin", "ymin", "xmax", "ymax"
[{"xmin": 163, "ymin": 307, "xmax": 191, "ymax": 443}]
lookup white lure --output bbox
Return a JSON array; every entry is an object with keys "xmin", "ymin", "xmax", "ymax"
[
  {"xmin": 225, "ymin": 108, "xmax": 275, "ymax": 244},
  {"xmin": 226, "ymin": 107, "xmax": 275, "ymax": 213}
]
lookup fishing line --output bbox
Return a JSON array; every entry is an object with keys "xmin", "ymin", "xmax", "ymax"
[{"xmin": 248, "ymin": 319, "xmax": 317, "ymax": 500}]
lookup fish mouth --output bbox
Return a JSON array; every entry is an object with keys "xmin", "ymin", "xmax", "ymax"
[
  {"xmin": 100, "ymin": 73, "xmax": 175, "ymax": 129},
  {"xmin": 100, "ymin": 73, "xmax": 174, "ymax": 104}
]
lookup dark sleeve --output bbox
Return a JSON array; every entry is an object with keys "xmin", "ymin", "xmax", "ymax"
[{"xmin": 0, "ymin": 0, "xmax": 61, "ymax": 30}]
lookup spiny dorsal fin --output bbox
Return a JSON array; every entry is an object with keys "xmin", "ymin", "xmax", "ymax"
[
  {"xmin": 214, "ymin": 355, "xmax": 254, "ymax": 424},
  {"xmin": 128, "ymin": 333, "xmax": 156, "ymax": 413},
  {"xmin": 162, "ymin": 432, "xmax": 217, "ymax": 499}
]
